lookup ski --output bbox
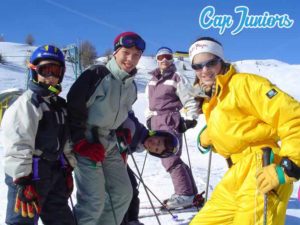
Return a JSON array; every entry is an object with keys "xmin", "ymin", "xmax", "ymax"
[
  {"xmin": 139, "ymin": 205, "xmax": 199, "ymax": 218},
  {"xmin": 140, "ymin": 203, "xmax": 196, "ymax": 210},
  {"xmin": 140, "ymin": 191, "xmax": 205, "ymax": 210},
  {"xmin": 140, "ymin": 205, "xmax": 164, "ymax": 209}
]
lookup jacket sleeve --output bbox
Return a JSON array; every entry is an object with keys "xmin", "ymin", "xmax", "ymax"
[
  {"xmin": 63, "ymin": 139, "xmax": 77, "ymax": 168},
  {"xmin": 67, "ymin": 66, "xmax": 109, "ymax": 144},
  {"xmin": 176, "ymin": 73, "xmax": 199, "ymax": 120},
  {"xmin": 144, "ymin": 83, "xmax": 153, "ymax": 120},
  {"xmin": 1, "ymin": 93, "xmax": 42, "ymax": 180},
  {"xmin": 121, "ymin": 111, "xmax": 149, "ymax": 153},
  {"xmin": 243, "ymin": 75, "xmax": 300, "ymax": 167}
]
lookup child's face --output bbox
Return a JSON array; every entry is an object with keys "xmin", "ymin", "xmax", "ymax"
[
  {"xmin": 114, "ymin": 47, "xmax": 142, "ymax": 73},
  {"xmin": 36, "ymin": 60, "xmax": 61, "ymax": 86},
  {"xmin": 144, "ymin": 136, "xmax": 166, "ymax": 155}
]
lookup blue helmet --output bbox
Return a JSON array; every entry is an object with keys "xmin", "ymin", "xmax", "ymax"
[{"xmin": 29, "ymin": 45, "xmax": 65, "ymax": 83}]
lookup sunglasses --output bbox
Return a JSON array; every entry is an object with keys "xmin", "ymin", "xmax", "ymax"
[
  {"xmin": 156, "ymin": 54, "xmax": 173, "ymax": 62},
  {"xmin": 30, "ymin": 63, "xmax": 64, "ymax": 78},
  {"xmin": 191, "ymin": 57, "xmax": 221, "ymax": 70},
  {"xmin": 117, "ymin": 35, "xmax": 146, "ymax": 52}
]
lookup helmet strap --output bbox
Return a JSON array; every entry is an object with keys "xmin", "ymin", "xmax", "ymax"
[
  {"xmin": 48, "ymin": 84, "xmax": 61, "ymax": 95},
  {"xmin": 32, "ymin": 80, "xmax": 61, "ymax": 95}
]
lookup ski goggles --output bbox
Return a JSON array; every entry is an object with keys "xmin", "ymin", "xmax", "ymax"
[
  {"xmin": 191, "ymin": 57, "xmax": 222, "ymax": 70},
  {"xmin": 30, "ymin": 63, "xmax": 65, "ymax": 78},
  {"xmin": 156, "ymin": 54, "xmax": 173, "ymax": 62},
  {"xmin": 115, "ymin": 35, "xmax": 146, "ymax": 52}
]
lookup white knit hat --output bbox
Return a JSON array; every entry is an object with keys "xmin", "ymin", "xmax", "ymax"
[{"xmin": 189, "ymin": 40, "xmax": 224, "ymax": 63}]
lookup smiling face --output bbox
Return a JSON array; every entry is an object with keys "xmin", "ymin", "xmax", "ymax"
[
  {"xmin": 36, "ymin": 60, "xmax": 61, "ymax": 86},
  {"xmin": 114, "ymin": 46, "xmax": 142, "ymax": 73},
  {"xmin": 193, "ymin": 52, "xmax": 222, "ymax": 87},
  {"xmin": 156, "ymin": 54, "xmax": 173, "ymax": 71},
  {"xmin": 143, "ymin": 136, "xmax": 166, "ymax": 155}
]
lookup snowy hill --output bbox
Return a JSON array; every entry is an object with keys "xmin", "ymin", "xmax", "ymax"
[{"xmin": 0, "ymin": 42, "xmax": 299, "ymax": 224}]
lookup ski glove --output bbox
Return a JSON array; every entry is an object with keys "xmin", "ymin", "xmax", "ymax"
[
  {"xmin": 121, "ymin": 152, "xmax": 127, "ymax": 163},
  {"xmin": 65, "ymin": 165, "xmax": 74, "ymax": 197},
  {"xmin": 199, "ymin": 127, "xmax": 212, "ymax": 148},
  {"xmin": 74, "ymin": 139, "xmax": 105, "ymax": 163},
  {"xmin": 178, "ymin": 119, "xmax": 197, "ymax": 133},
  {"xmin": 116, "ymin": 128, "xmax": 132, "ymax": 153},
  {"xmin": 116, "ymin": 128, "xmax": 131, "ymax": 163},
  {"xmin": 14, "ymin": 177, "xmax": 40, "ymax": 218},
  {"xmin": 116, "ymin": 128, "xmax": 132, "ymax": 145},
  {"xmin": 256, "ymin": 163, "xmax": 297, "ymax": 194}
]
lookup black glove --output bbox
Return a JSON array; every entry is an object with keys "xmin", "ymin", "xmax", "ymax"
[
  {"xmin": 14, "ymin": 176, "xmax": 40, "ymax": 218},
  {"xmin": 146, "ymin": 118, "xmax": 151, "ymax": 130},
  {"xmin": 178, "ymin": 119, "xmax": 197, "ymax": 133},
  {"xmin": 65, "ymin": 165, "xmax": 74, "ymax": 197}
]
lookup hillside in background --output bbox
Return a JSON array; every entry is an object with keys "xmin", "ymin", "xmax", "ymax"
[
  {"xmin": 0, "ymin": 42, "xmax": 299, "ymax": 225},
  {"xmin": 2, "ymin": 42, "xmax": 299, "ymax": 99}
]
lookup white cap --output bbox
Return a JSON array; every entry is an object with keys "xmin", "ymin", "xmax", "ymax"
[
  {"xmin": 189, "ymin": 40, "xmax": 224, "ymax": 63},
  {"xmin": 156, "ymin": 47, "xmax": 173, "ymax": 59}
]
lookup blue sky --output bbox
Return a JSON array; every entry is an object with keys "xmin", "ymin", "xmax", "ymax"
[{"xmin": 1, "ymin": 0, "xmax": 299, "ymax": 64}]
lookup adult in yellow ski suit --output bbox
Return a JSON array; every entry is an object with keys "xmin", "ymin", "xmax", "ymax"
[{"xmin": 189, "ymin": 37, "xmax": 300, "ymax": 225}]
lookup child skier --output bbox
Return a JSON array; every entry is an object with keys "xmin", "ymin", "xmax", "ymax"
[
  {"xmin": 67, "ymin": 31, "xmax": 178, "ymax": 225},
  {"xmin": 2, "ymin": 45, "xmax": 76, "ymax": 225}
]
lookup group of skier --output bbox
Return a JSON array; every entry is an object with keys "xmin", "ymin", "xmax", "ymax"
[{"xmin": 2, "ymin": 31, "xmax": 300, "ymax": 225}]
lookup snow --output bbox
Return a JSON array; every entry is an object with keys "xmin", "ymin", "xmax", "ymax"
[{"xmin": 0, "ymin": 42, "xmax": 299, "ymax": 224}]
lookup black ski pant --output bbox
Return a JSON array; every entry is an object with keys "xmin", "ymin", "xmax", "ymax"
[{"xmin": 5, "ymin": 159, "xmax": 75, "ymax": 225}]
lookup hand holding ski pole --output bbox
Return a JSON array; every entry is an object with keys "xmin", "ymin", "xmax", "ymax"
[
  {"xmin": 178, "ymin": 118, "xmax": 197, "ymax": 133},
  {"xmin": 73, "ymin": 139, "xmax": 106, "ymax": 163},
  {"xmin": 257, "ymin": 155, "xmax": 297, "ymax": 194},
  {"xmin": 261, "ymin": 147, "xmax": 272, "ymax": 225},
  {"xmin": 65, "ymin": 165, "xmax": 74, "ymax": 197}
]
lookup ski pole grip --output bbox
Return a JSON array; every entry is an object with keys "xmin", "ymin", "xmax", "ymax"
[{"xmin": 262, "ymin": 147, "xmax": 272, "ymax": 167}]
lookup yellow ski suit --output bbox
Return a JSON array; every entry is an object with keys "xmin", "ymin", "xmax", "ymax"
[{"xmin": 190, "ymin": 65, "xmax": 300, "ymax": 225}]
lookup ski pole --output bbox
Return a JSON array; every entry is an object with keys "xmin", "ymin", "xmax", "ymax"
[
  {"xmin": 262, "ymin": 147, "xmax": 272, "ymax": 225},
  {"xmin": 126, "ymin": 145, "xmax": 162, "ymax": 225},
  {"xmin": 183, "ymin": 133, "xmax": 192, "ymax": 170},
  {"xmin": 106, "ymin": 188, "xmax": 118, "ymax": 225},
  {"xmin": 59, "ymin": 154, "xmax": 79, "ymax": 225},
  {"xmin": 298, "ymin": 186, "xmax": 300, "ymax": 202},
  {"xmin": 137, "ymin": 151, "xmax": 148, "ymax": 189},
  {"xmin": 205, "ymin": 150, "xmax": 212, "ymax": 202},
  {"xmin": 69, "ymin": 195, "xmax": 78, "ymax": 225},
  {"xmin": 131, "ymin": 171, "xmax": 178, "ymax": 220},
  {"xmin": 183, "ymin": 132, "xmax": 199, "ymax": 203}
]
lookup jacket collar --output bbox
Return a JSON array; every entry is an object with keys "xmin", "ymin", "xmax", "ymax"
[
  {"xmin": 202, "ymin": 65, "xmax": 236, "ymax": 120},
  {"xmin": 28, "ymin": 80, "xmax": 58, "ymax": 97},
  {"xmin": 106, "ymin": 57, "xmax": 137, "ymax": 82},
  {"xmin": 217, "ymin": 65, "xmax": 235, "ymax": 88},
  {"xmin": 150, "ymin": 64, "xmax": 176, "ymax": 79}
]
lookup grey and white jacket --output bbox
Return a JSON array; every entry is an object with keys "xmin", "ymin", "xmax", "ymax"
[
  {"xmin": 67, "ymin": 57, "xmax": 139, "ymax": 152},
  {"xmin": 2, "ymin": 88, "xmax": 76, "ymax": 180}
]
